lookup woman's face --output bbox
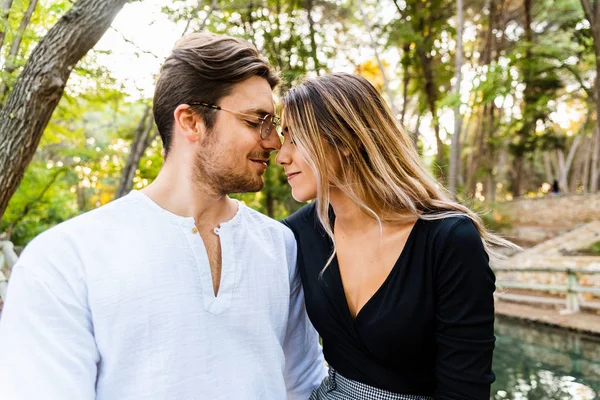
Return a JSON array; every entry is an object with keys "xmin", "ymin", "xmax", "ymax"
[{"xmin": 275, "ymin": 127, "xmax": 318, "ymax": 202}]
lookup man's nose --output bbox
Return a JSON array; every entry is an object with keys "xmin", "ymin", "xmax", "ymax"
[{"xmin": 262, "ymin": 130, "xmax": 282, "ymax": 151}]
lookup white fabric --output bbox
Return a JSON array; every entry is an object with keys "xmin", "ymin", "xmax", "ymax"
[{"xmin": 0, "ymin": 191, "xmax": 326, "ymax": 400}]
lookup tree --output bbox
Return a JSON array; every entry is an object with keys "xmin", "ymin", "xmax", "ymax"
[
  {"xmin": 115, "ymin": 0, "xmax": 220, "ymax": 199},
  {"xmin": 389, "ymin": 0, "xmax": 456, "ymax": 169},
  {"xmin": 114, "ymin": 105, "xmax": 155, "ymax": 199},
  {"xmin": 0, "ymin": 0, "xmax": 15, "ymax": 51},
  {"xmin": 448, "ymin": 0, "xmax": 464, "ymax": 196},
  {"xmin": 0, "ymin": 0, "xmax": 130, "ymax": 221},
  {"xmin": 580, "ymin": 0, "xmax": 600, "ymax": 192},
  {"xmin": 0, "ymin": 0, "xmax": 39, "ymax": 99},
  {"xmin": 357, "ymin": 0, "xmax": 398, "ymax": 116}
]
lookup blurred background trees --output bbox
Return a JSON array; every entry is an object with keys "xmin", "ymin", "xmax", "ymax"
[{"xmin": 0, "ymin": 0, "xmax": 598, "ymax": 245}]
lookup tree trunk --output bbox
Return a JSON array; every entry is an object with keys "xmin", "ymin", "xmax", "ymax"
[
  {"xmin": 559, "ymin": 134, "xmax": 582, "ymax": 194},
  {"xmin": 557, "ymin": 149, "xmax": 568, "ymax": 193},
  {"xmin": 466, "ymin": 106, "xmax": 486, "ymax": 194},
  {"xmin": 582, "ymin": 134, "xmax": 592, "ymax": 193},
  {"xmin": 543, "ymin": 151, "xmax": 553, "ymax": 183},
  {"xmin": 413, "ymin": 113, "xmax": 421, "ymax": 152},
  {"xmin": 0, "ymin": 0, "xmax": 130, "ymax": 222},
  {"xmin": 115, "ymin": 3, "xmax": 215, "ymax": 200},
  {"xmin": 306, "ymin": 0, "xmax": 321, "ymax": 74},
  {"xmin": 485, "ymin": 174, "xmax": 495, "ymax": 203},
  {"xmin": 580, "ymin": 0, "xmax": 600, "ymax": 192},
  {"xmin": 400, "ymin": 43, "xmax": 410, "ymax": 127},
  {"xmin": 393, "ymin": 0, "xmax": 410, "ymax": 124},
  {"xmin": 495, "ymin": 140, "xmax": 509, "ymax": 194},
  {"xmin": 591, "ymin": 123, "xmax": 600, "ymax": 192},
  {"xmin": 0, "ymin": 0, "xmax": 15, "ymax": 52},
  {"xmin": 357, "ymin": 0, "xmax": 398, "ymax": 117},
  {"xmin": 570, "ymin": 140, "xmax": 585, "ymax": 193},
  {"xmin": 448, "ymin": 0, "xmax": 463, "ymax": 197},
  {"xmin": 550, "ymin": 150, "xmax": 560, "ymax": 183},
  {"xmin": 513, "ymin": 155, "xmax": 524, "ymax": 197},
  {"xmin": 417, "ymin": 46, "xmax": 443, "ymax": 166},
  {"xmin": 0, "ymin": 0, "xmax": 39, "ymax": 99},
  {"xmin": 115, "ymin": 106, "xmax": 153, "ymax": 199}
]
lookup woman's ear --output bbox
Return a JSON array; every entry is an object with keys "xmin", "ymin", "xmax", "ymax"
[{"xmin": 173, "ymin": 104, "xmax": 205, "ymax": 143}]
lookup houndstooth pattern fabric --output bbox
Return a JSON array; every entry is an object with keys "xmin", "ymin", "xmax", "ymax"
[{"xmin": 309, "ymin": 368, "xmax": 434, "ymax": 400}]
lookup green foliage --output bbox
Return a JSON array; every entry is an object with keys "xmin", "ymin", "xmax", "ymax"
[
  {"xmin": 0, "ymin": 162, "xmax": 77, "ymax": 245},
  {"xmin": 464, "ymin": 199, "xmax": 514, "ymax": 232},
  {"xmin": 2, "ymin": 0, "xmax": 599, "ymax": 244},
  {"xmin": 580, "ymin": 241, "xmax": 600, "ymax": 256}
]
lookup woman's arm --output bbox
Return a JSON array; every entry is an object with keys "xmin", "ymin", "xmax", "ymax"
[{"xmin": 433, "ymin": 217, "xmax": 496, "ymax": 400}]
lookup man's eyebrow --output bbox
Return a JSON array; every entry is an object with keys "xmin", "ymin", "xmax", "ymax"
[{"xmin": 239, "ymin": 107, "xmax": 273, "ymax": 117}]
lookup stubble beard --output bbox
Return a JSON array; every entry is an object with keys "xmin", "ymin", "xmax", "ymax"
[{"xmin": 193, "ymin": 137, "xmax": 267, "ymax": 196}]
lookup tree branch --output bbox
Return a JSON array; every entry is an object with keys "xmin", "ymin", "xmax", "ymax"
[
  {"xmin": 0, "ymin": 0, "xmax": 15, "ymax": 52},
  {"xmin": 9, "ymin": 166, "xmax": 67, "ymax": 228},
  {"xmin": 109, "ymin": 26, "xmax": 160, "ymax": 59},
  {"xmin": 0, "ymin": 0, "xmax": 130, "ymax": 221}
]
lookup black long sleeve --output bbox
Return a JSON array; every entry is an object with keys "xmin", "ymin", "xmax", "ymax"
[{"xmin": 283, "ymin": 204, "xmax": 495, "ymax": 399}]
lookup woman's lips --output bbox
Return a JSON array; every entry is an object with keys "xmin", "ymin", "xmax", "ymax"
[{"xmin": 286, "ymin": 172, "xmax": 301, "ymax": 181}]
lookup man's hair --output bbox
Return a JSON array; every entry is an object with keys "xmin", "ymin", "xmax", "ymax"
[{"xmin": 153, "ymin": 33, "xmax": 280, "ymax": 156}]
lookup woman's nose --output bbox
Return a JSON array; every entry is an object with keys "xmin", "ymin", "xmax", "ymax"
[{"xmin": 276, "ymin": 144, "xmax": 290, "ymax": 166}]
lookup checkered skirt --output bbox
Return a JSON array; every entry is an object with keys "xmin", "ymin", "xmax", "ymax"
[{"xmin": 309, "ymin": 368, "xmax": 434, "ymax": 400}]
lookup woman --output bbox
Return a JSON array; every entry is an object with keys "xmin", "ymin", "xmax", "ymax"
[{"xmin": 276, "ymin": 73, "xmax": 515, "ymax": 400}]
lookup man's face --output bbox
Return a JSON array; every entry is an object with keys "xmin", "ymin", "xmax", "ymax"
[{"xmin": 194, "ymin": 76, "xmax": 281, "ymax": 195}]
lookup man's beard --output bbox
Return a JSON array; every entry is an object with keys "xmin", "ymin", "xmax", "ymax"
[{"xmin": 193, "ymin": 138, "xmax": 270, "ymax": 196}]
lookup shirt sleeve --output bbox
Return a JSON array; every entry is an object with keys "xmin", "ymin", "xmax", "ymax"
[
  {"xmin": 433, "ymin": 217, "xmax": 496, "ymax": 400},
  {"xmin": 0, "ymin": 237, "xmax": 99, "ymax": 400},
  {"xmin": 280, "ymin": 227, "xmax": 327, "ymax": 400}
]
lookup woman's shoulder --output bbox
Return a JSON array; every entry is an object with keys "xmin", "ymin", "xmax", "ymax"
[
  {"xmin": 419, "ymin": 214, "xmax": 489, "ymax": 273},
  {"xmin": 281, "ymin": 202, "xmax": 318, "ymax": 234},
  {"xmin": 419, "ymin": 213, "xmax": 481, "ymax": 249}
]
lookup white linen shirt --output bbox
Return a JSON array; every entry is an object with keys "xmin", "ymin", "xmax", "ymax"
[{"xmin": 0, "ymin": 191, "xmax": 326, "ymax": 400}]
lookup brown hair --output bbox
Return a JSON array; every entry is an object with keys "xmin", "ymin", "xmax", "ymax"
[
  {"xmin": 282, "ymin": 73, "xmax": 518, "ymax": 268},
  {"xmin": 153, "ymin": 32, "xmax": 280, "ymax": 156}
]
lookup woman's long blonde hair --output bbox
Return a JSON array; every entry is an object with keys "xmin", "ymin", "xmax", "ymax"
[{"xmin": 282, "ymin": 73, "xmax": 517, "ymax": 267}]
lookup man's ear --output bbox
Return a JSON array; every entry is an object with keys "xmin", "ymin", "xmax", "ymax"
[{"xmin": 173, "ymin": 104, "xmax": 206, "ymax": 143}]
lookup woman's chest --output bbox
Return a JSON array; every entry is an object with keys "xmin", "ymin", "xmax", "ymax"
[{"xmin": 297, "ymin": 234, "xmax": 436, "ymax": 360}]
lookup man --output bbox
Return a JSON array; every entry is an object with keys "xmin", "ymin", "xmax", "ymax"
[{"xmin": 0, "ymin": 33, "xmax": 325, "ymax": 399}]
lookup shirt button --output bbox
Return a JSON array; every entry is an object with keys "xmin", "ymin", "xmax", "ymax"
[{"xmin": 192, "ymin": 227, "xmax": 198, "ymax": 234}]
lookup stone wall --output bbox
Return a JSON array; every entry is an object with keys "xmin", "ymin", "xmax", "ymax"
[{"xmin": 498, "ymin": 194, "xmax": 600, "ymax": 247}]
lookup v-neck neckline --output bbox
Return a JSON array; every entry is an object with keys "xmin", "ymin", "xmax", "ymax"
[{"xmin": 332, "ymin": 218, "xmax": 421, "ymax": 324}]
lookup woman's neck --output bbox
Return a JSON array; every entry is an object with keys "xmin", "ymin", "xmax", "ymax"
[{"xmin": 329, "ymin": 188, "xmax": 379, "ymax": 234}]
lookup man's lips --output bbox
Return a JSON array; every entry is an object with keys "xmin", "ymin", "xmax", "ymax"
[{"xmin": 250, "ymin": 159, "xmax": 268, "ymax": 166}]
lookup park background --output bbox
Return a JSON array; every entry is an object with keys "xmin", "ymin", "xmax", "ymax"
[{"xmin": 0, "ymin": 0, "xmax": 600, "ymax": 398}]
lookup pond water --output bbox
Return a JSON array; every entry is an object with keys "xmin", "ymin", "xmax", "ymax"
[{"xmin": 492, "ymin": 316, "xmax": 600, "ymax": 399}]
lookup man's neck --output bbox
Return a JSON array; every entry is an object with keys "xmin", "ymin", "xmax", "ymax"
[{"xmin": 142, "ymin": 163, "xmax": 238, "ymax": 231}]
